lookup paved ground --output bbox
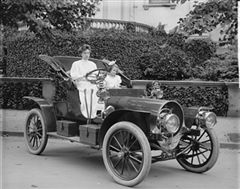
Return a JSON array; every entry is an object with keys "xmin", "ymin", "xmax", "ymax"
[
  {"xmin": 1, "ymin": 109, "xmax": 240, "ymax": 148},
  {"xmin": 1, "ymin": 136, "xmax": 239, "ymax": 189}
]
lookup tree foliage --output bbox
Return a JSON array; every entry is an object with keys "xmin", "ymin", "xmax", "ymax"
[
  {"xmin": 0, "ymin": 0, "xmax": 98, "ymax": 37},
  {"xmin": 177, "ymin": 0, "xmax": 237, "ymax": 44},
  {"xmin": 184, "ymin": 38, "xmax": 216, "ymax": 66}
]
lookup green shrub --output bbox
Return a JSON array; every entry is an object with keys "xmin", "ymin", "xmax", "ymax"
[
  {"xmin": 149, "ymin": 23, "xmax": 167, "ymax": 38},
  {"xmin": 139, "ymin": 46, "xmax": 192, "ymax": 80},
  {"xmin": 4, "ymin": 30, "xmax": 225, "ymax": 81},
  {"xmin": 166, "ymin": 33, "xmax": 186, "ymax": 49},
  {"xmin": 162, "ymin": 85, "xmax": 228, "ymax": 116},
  {"xmin": 193, "ymin": 48, "xmax": 239, "ymax": 81},
  {"xmin": 4, "ymin": 29, "xmax": 166, "ymax": 80},
  {"xmin": 124, "ymin": 23, "xmax": 136, "ymax": 33},
  {"xmin": 0, "ymin": 81, "xmax": 42, "ymax": 109},
  {"xmin": 184, "ymin": 38, "xmax": 216, "ymax": 66}
]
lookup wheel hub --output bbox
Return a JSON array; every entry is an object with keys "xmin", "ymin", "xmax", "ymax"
[
  {"xmin": 117, "ymin": 151, "xmax": 124, "ymax": 158},
  {"xmin": 191, "ymin": 141, "xmax": 200, "ymax": 151},
  {"xmin": 32, "ymin": 125, "xmax": 38, "ymax": 132},
  {"xmin": 118, "ymin": 147, "xmax": 130, "ymax": 158}
]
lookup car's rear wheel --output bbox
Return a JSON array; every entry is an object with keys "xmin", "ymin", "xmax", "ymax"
[
  {"xmin": 176, "ymin": 127, "xmax": 219, "ymax": 173},
  {"xmin": 24, "ymin": 108, "xmax": 48, "ymax": 155},
  {"xmin": 102, "ymin": 121, "xmax": 151, "ymax": 187}
]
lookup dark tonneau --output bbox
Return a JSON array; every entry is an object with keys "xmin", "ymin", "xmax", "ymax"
[
  {"xmin": 53, "ymin": 56, "xmax": 109, "ymax": 71},
  {"xmin": 39, "ymin": 55, "xmax": 132, "ymax": 87}
]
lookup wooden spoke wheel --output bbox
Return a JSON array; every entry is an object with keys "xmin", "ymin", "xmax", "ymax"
[
  {"xmin": 102, "ymin": 122, "xmax": 151, "ymax": 187},
  {"xmin": 24, "ymin": 109, "xmax": 48, "ymax": 155},
  {"xmin": 176, "ymin": 127, "xmax": 219, "ymax": 173}
]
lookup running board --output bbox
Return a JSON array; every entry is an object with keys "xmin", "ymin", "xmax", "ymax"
[{"xmin": 47, "ymin": 132, "xmax": 80, "ymax": 143}]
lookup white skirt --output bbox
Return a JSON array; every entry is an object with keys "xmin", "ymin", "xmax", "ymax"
[{"xmin": 77, "ymin": 82, "xmax": 105, "ymax": 119}]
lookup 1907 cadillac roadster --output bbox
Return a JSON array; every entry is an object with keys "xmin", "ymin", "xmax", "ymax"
[{"xmin": 23, "ymin": 55, "xmax": 219, "ymax": 187}]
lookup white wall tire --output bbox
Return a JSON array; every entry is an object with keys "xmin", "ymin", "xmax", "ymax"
[{"xmin": 102, "ymin": 121, "xmax": 151, "ymax": 187}]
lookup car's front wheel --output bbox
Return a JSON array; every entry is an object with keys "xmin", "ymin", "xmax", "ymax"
[
  {"xmin": 102, "ymin": 121, "xmax": 151, "ymax": 187},
  {"xmin": 176, "ymin": 127, "xmax": 219, "ymax": 173},
  {"xmin": 24, "ymin": 108, "xmax": 48, "ymax": 155}
]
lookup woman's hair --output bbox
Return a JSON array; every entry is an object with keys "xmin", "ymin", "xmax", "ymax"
[{"xmin": 78, "ymin": 44, "xmax": 91, "ymax": 53}]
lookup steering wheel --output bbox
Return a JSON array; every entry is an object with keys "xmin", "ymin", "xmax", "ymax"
[{"xmin": 85, "ymin": 68, "xmax": 107, "ymax": 84}]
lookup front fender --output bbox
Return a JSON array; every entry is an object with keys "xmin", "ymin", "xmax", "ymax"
[
  {"xmin": 23, "ymin": 96, "xmax": 57, "ymax": 132},
  {"xmin": 99, "ymin": 109, "xmax": 152, "ymax": 147}
]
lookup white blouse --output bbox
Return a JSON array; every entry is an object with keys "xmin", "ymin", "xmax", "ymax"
[
  {"xmin": 70, "ymin": 59, "xmax": 97, "ymax": 90},
  {"xmin": 104, "ymin": 74, "xmax": 122, "ymax": 89}
]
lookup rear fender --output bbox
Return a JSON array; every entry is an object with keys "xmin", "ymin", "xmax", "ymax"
[
  {"xmin": 99, "ymin": 110, "xmax": 152, "ymax": 146},
  {"xmin": 23, "ymin": 96, "xmax": 57, "ymax": 132}
]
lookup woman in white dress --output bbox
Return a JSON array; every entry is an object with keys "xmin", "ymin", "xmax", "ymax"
[{"xmin": 70, "ymin": 44, "xmax": 103, "ymax": 119}]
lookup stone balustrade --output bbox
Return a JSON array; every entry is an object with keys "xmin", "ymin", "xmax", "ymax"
[{"xmin": 82, "ymin": 18, "xmax": 153, "ymax": 33}]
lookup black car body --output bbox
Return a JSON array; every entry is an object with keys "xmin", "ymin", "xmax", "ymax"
[{"xmin": 23, "ymin": 55, "xmax": 219, "ymax": 187}]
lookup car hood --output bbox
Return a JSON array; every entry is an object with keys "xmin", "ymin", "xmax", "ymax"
[{"xmin": 106, "ymin": 96, "xmax": 184, "ymax": 126}]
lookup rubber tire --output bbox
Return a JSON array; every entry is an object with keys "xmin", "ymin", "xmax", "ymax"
[
  {"xmin": 102, "ymin": 121, "xmax": 151, "ymax": 187},
  {"xmin": 24, "ymin": 108, "xmax": 48, "ymax": 155},
  {"xmin": 177, "ymin": 128, "xmax": 219, "ymax": 173}
]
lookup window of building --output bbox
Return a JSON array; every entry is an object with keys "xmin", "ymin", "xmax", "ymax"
[
  {"xmin": 149, "ymin": 0, "xmax": 171, "ymax": 4},
  {"xmin": 143, "ymin": 0, "xmax": 176, "ymax": 10}
]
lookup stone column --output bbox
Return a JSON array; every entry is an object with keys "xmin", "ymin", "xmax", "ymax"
[{"xmin": 226, "ymin": 82, "xmax": 240, "ymax": 117}]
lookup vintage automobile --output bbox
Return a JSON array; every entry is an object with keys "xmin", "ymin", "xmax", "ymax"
[{"xmin": 23, "ymin": 55, "xmax": 219, "ymax": 187}]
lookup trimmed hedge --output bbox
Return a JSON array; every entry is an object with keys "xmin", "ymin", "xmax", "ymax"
[
  {"xmin": 0, "ymin": 81, "xmax": 42, "ymax": 109},
  {"xmin": 5, "ymin": 29, "xmax": 166, "ymax": 80},
  {"xmin": 0, "ymin": 80, "xmax": 229, "ymax": 116},
  {"xmin": 162, "ymin": 85, "xmax": 228, "ymax": 116},
  {"xmin": 1, "ymin": 29, "xmax": 230, "ymax": 115}
]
